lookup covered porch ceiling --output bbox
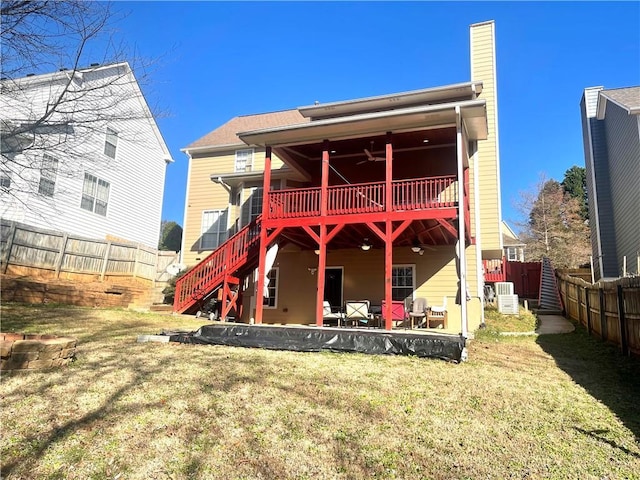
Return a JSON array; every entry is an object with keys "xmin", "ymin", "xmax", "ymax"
[
  {"xmin": 274, "ymin": 127, "xmax": 456, "ymax": 181},
  {"xmin": 238, "ymin": 99, "xmax": 487, "ymax": 182},
  {"xmin": 275, "ymin": 218, "xmax": 459, "ymax": 253}
]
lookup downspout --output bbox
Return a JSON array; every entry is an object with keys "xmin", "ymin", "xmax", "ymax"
[
  {"xmin": 456, "ymin": 106, "xmax": 468, "ymax": 339},
  {"xmin": 472, "ymin": 140, "xmax": 485, "ymax": 326},
  {"xmin": 471, "ymin": 83, "xmax": 485, "ymax": 326}
]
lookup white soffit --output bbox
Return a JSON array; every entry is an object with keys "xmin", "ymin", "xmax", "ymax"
[{"xmin": 239, "ymin": 100, "xmax": 487, "ymax": 147}]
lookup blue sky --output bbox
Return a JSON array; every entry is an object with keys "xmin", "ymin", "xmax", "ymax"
[{"xmin": 112, "ymin": 1, "xmax": 639, "ymax": 231}]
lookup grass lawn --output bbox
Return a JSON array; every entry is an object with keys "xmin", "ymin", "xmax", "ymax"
[{"xmin": 1, "ymin": 303, "xmax": 639, "ymax": 479}]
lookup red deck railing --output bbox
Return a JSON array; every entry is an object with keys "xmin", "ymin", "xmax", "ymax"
[
  {"xmin": 267, "ymin": 175, "xmax": 458, "ymax": 219},
  {"xmin": 173, "ymin": 217, "xmax": 261, "ymax": 314}
]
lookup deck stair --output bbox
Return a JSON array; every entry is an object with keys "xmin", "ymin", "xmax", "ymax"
[
  {"xmin": 537, "ymin": 257, "xmax": 563, "ymax": 314},
  {"xmin": 173, "ymin": 217, "xmax": 262, "ymax": 315}
]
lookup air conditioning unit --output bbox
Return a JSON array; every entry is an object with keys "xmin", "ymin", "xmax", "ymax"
[
  {"xmin": 495, "ymin": 282, "xmax": 514, "ymax": 296},
  {"xmin": 497, "ymin": 294, "xmax": 519, "ymax": 314}
]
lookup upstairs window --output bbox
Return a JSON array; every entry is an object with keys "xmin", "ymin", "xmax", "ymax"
[
  {"xmin": 38, "ymin": 154, "xmax": 58, "ymax": 197},
  {"xmin": 235, "ymin": 149, "xmax": 253, "ymax": 173},
  {"xmin": 200, "ymin": 209, "xmax": 228, "ymax": 250},
  {"xmin": 81, "ymin": 173, "xmax": 110, "ymax": 216},
  {"xmin": 104, "ymin": 127, "xmax": 119, "ymax": 158},
  {"xmin": 507, "ymin": 247, "xmax": 518, "ymax": 262}
]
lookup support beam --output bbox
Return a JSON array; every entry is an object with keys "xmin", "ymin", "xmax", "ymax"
[
  {"xmin": 316, "ymin": 225, "xmax": 327, "ymax": 326},
  {"xmin": 384, "ymin": 220, "xmax": 393, "ymax": 330},
  {"xmin": 255, "ymin": 146, "xmax": 273, "ymax": 324}
]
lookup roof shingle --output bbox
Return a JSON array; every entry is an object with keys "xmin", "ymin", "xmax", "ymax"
[
  {"xmin": 600, "ymin": 86, "xmax": 640, "ymax": 113},
  {"xmin": 185, "ymin": 109, "xmax": 308, "ymax": 150}
]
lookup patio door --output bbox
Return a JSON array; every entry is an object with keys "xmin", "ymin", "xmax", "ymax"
[{"xmin": 324, "ymin": 267, "xmax": 343, "ymax": 310}]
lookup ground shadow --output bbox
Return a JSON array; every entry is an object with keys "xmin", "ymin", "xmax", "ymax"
[{"xmin": 536, "ymin": 322, "xmax": 640, "ymax": 443}]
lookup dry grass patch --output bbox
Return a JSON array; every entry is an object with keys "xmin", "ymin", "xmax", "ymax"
[
  {"xmin": 1, "ymin": 303, "xmax": 639, "ymax": 479},
  {"xmin": 481, "ymin": 304, "xmax": 538, "ymax": 334}
]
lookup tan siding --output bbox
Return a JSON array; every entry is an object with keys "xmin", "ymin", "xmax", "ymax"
[
  {"xmin": 182, "ymin": 149, "xmax": 286, "ymax": 266},
  {"xmin": 471, "ymin": 22, "xmax": 502, "ymax": 251}
]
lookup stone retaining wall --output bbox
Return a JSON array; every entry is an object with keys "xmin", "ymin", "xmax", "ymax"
[{"xmin": 0, "ymin": 333, "xmax": 77, "ymax": 370}]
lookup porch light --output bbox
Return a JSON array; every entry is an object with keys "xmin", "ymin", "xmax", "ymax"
[
  {"xmin": 360, "ymin": 239, "xmax": 371, "ymax": 251},
  {"xmin": 314, "ymin": 249, "xmax": 320, "ymax": 255},
  {"xmin": 411, "ymin": 239, "xmax": 422, "ymax": 253}
]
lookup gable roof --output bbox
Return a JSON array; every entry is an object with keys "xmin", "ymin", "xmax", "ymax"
[
  {"xmin": 184, "ymin": 109, "xmax": 308, "ymax": 152},
  {"xmin": 597, "ymin": 86, "xmax": 640, "ymax": 118}
]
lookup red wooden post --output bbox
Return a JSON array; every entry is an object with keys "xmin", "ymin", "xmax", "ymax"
[
  {"xmin": 316, "ymin": 225, "xmax": 327, "ymax": 326},
  {"xmin": 386, "ymin": 131, "xmax": 393, "ymax": 212},
  {"xmin": 384, "ymin": 219, "xmax": 393, "ymax": 330},
  {"xmin": 255, "ymin": 146, "xmax": 273, "ymax": 324},
  {"xmin": 315, "ymin": 140, "xmax": 330, "ymax": 326},
  {"xmin": 321, "ymin": 140, "xmax": 329, "ymax": 217}
]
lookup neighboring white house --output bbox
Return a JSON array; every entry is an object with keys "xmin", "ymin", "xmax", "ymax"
[{"xmin": 0, "ymin": 62, "xmax": 172, "ymax": 248}]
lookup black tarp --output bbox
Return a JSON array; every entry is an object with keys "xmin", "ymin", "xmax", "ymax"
[{"xmin": 169, "ymin": 324, "xmax": 466, "ymax": 362}]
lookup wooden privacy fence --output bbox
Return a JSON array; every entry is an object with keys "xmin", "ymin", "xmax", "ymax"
[
  {"xmin": 1, "ymin": 220, "xmax": 178, "ymax": 283},
  {"xmin": 557, "ymin": 272, "xmax": 640, "ymax": 356}
]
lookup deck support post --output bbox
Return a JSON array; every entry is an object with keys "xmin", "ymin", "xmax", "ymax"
[
  {"xmin": 383, "ymin": 132, "xmax": 393, "ymax": 330},
  {"xmin": 315, "ymin": 140, "xmax": 330, "ymax": 326},
  {"xmin": 456, "ymin": 107, "xmax": 468, "ymax": 338},
  {"xmin": 255, "ymin": 146, "xmax": 273, "ymax": 324},
  {"xmin": 316, "ymin": 225, "xmax": 327, "ymax": 326}
]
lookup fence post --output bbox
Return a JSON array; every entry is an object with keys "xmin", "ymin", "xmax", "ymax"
[
  {"xmin": 599, "ymin": 287, "xmax": 607, "ymax": 341},
  {"xmin": 577, "ymin": 285, "xmax": 582, "ymax": 325},
  {"xmin": 100, "ymin": 241, "xmax": 112, "ymax": 281},
  {"xmin": 2, "ymin": 220, "xmax": 17, "ymax": 274},
  {"xmin": 131, "ymin": 244, "xmax": 140, "ymax": 279},
  {"xmin": 54, "ymin": 233, "xmax": 68, "ymax": 278},
  {"xmin": 617, "ymin": 285, "xmax": 628, "ymax": 356},
  {"xmin": 585, "ymin": 286, "xmax": 591, "ymax": 335}
]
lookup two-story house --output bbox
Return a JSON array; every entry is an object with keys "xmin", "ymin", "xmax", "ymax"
[
  {"xmin": 581, "ymin": 86, "xmax": 640, "ymax": 280},
  {"xmin": 1, "ymin": 62, "xmax": 172, "ymax": 248},
  {"xmin": 177, "ymin": 21, "xmax": 503, "ymax": 337}
]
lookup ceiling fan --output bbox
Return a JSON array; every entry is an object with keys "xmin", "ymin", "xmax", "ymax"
[{"xmin": 357, "ymin": 141, "xmax": 385, "ymax": 165}]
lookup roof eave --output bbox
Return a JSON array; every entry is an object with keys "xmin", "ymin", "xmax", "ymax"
[
  {"xmin": 297, "ymin": 81, "xmax": 484, "ymax": 119},
  {"xmin": 239, "ymin": 100, "xmax": 488, "ymax": 147}
]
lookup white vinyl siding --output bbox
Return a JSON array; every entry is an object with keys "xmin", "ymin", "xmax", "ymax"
[
  {"xmin": 392, "ymin": 264, "xmax": 415, "ymax": 302},
  {"xmin": 200, "ymin": 209, "xmax": 228, "ymax": 250},
  {"xmin": 38, "ymin": 154, "xmax": 58, "ymax": 197},
  {"xmin": 235, "ymin": 149, "xmax": 253, "ymax": 173},
  {"xmin": 104, "ymin": 127, "xmax": 118, "ymax": 158},
  {"xmin": 80, "ymin": 173, "xmax": 110, "ymax": 216},
  {"xmin": 263, "ymin": 267, "xmax": 278, "ymax": 308}
]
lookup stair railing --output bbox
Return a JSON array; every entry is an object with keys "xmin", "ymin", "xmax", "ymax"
[{"xmin": 174, "ymin": 216, "xmax": 261, "ymax": 313}]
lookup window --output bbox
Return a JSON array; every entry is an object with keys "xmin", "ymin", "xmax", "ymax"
[
  {"xmin": 392, "ymin": 265, "xmax": 415, "ymax": 302},
  {"xmin": 38, "ymin": 154, "xmax": 58, "ymax": 197},
  {"xmin": 263, "ymin": 268, "xmax": 278, "ymax": 308},
  {"xmin": 200, "ymin": 209, "xmax": 228, "ymax": 250},
  {"xmin": 81, "ymin": 173, "xmax": 110, "ymax": 216},
  {"xmin": 249, "ymin": 187, "xmax": 263, "ymax": 222},
  {"xmin": 104, "ymin": 127, "xmax": 118, "ymax": 158},
  {"xmin": 507, "ymin": 247, "xmax": 518, "ymax": 262},
  {"xmin": 235, "ymin": 149, "xmax": 253, "ymax": 173},
  {"xmin": 0, "ymin": 171, "xmax": 10, "ymax": 190}
]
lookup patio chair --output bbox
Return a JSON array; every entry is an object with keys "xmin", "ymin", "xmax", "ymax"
[
  {"xmin": 381, "ymin": 299, "xmax": 409, "ymax": 328},
  {"xmin": 427, "ymin": 297, "xmax": 448, "ymax": 329},
  {"xmin": 322, "ymin": 301, "xmax": 343, "ymax": 327},
  {"xmin": 408, "ymin": 297, "xmax": 428, "ymax": 328},
  {"xmin": 345, "ymin": 300, "xmax": 375, "ymax": 328}
]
